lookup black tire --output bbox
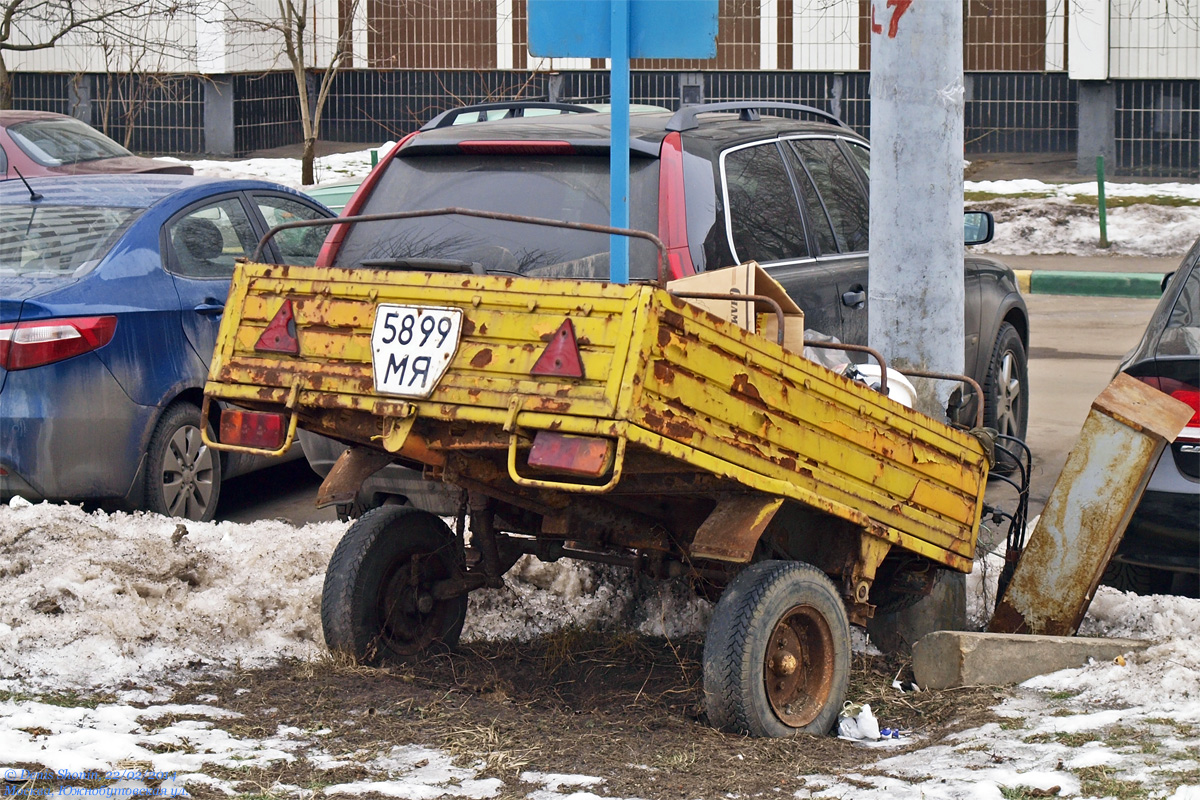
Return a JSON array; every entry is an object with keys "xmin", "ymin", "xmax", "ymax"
[
  {"xmin": 983, "ymin": 322, "xmax": 1028, "ymax": 440},
  {"xmin": 144, "ymin": 402, "xmax": 222, "ymax": 522},
  {"xmin": 335, "ymin": 493, "xmax": 385, "ymax": 523},
  {"xmin": 703, "ymin": 560, "xmax": 851, "ymax": 738},
  {"xmin": 983, "ymin": 322, "xmax": 1028, "ymax": 475},
  {"xmin": 1101, "ymin": 561, "xmax": 1172, "ymax": 596},
  {"xmin": 321, "ymin": 506, "xmax": 467, "ymax": 665}
]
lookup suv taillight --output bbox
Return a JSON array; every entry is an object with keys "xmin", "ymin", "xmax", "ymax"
[
  {"xmin": 657, "ymin": 131, "xmax": 694, "ymax": 279},
  {"xmin": 0, "ymin": 316, "xmax": 117, "ymax": 371}
]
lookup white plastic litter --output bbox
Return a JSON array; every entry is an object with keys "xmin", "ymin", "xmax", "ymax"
[
  {"xmin": 851, "ymin": 365, "xmax": 918, "ymax": 409},
  {"xmin": 7, "ymin": 496, "xmax": 31, "ymax": 508},
  {"xmin": 837, "ymin": 702, "xmax": 881, "ymax": 741},
  {"xmin": 856, "ymin": 703, "xmax": 881, "ymax": 739}
]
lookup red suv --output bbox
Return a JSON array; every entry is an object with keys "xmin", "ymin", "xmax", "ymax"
[{"xmin": 303, "ymin": 101, "xmax": 1030, "ymax": 515}]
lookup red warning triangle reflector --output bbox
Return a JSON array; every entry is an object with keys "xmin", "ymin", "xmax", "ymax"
[
  {"xmin": 255, "ymin": 299, "xmax": 300, "ymax": 354},
  {"xmin": 531, "ymin": 319, "xmax": 584, "ymax": 378}
]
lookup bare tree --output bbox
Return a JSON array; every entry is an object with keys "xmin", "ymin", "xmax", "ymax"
[
  {"xmin": 0, "ymin": 0, "xmax": 164, "ymax": 109},
  {"xmin": 226, "ymin": 0, "xmax": 362, "ymax": 185}
]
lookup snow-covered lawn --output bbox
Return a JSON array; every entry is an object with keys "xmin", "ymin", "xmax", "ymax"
[{"xmin": 1, "ymin": 502, "xmax": 1197, "ymax": 799}]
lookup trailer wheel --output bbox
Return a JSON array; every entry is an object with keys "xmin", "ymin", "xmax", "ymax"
[
  {"xmin": 703, "ymin": 560, "xmax": 850, "ymax": 737},
  {"xmin": 321, "ymin": 506, "xmax": 467, "ymax": 665}
]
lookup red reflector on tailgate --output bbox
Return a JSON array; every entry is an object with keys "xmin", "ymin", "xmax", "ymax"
[
  {"xmin": 220, "ymin": 409, "xmax": 287, "ymax": 450},
  {"xmin": 255, "ymin": 299, "xmax": 299, "ymax": 354},
  {"xmin": 531, "ymin": 319, "xmax": 584, "ymax": 378},
  {"xmin": 528, "ymin": 432, "xmax": 615, "ymax": 477}
]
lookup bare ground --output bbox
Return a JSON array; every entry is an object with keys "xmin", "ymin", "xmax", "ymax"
[{"xmin": 75, "ymin": 634, "xmax": 1010, "ymax": 799}]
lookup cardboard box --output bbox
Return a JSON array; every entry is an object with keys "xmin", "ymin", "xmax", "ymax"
[{"xmin": 667, "ymin": 261, "xmax": 805, "ymax": 353}]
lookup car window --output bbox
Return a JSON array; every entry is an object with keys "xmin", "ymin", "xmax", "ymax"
[
  {"xmin": 255, "ymin": 194, "xmax": 328, "ymax": 267},
  {"xmin": 336, "ymin": 154, "xmax": 661, "ymax": 280},
  {"xmin": 844, "ymin": 141, "xmax": 871, "ymax": 179},
  {"xmin": 0, "ymin": 204, "xmax": 142, "ymax": 277},
  {"xmin": 0, "ymin": 142, "xmax": 7, "ymax": 176},
  {"xmin": 6, "ymin": 117, "xmax": 131, "ymax": 166},
  {"xmin": 1160, "ymin": 263, "xmax": 1200, "ymax": 357},
  {"xmin": 788, "ymin": 139, "xmax": 869, "ymax": 254},
  {"xmin": 167, "ymin": 198, "xmax": 258, "ymax": 279},
  {"xmin": 723, "ymin": 143, "xmax": 809, "ymax": 264},
  {"xmin": 780, "ymin": 143, "xmax": 837, "ymax": 256}
]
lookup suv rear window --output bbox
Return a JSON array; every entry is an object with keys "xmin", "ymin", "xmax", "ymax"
[{"xmin": 337, "ymin": 154, "xmax": 662, "ymax": 280}]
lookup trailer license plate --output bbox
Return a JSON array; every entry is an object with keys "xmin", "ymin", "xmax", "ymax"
[{"xmin": 370, "ymin": 305, "xmax": 463, "ymax": 398}]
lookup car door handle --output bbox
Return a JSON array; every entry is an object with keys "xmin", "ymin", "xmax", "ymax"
[
  {"xmin": 194, "ymin": 302, "xmax": 225, "ymax": 317},
  {"xmin": 842, "ymin": 289, "xmax": 866, "ymax": 309}
]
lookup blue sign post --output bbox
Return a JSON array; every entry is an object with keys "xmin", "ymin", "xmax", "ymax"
[{"xmin": 529, "ymin": 0, "xmax": 718, "ymax": 283}]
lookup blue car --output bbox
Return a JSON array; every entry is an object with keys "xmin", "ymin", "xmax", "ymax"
[{"xmin": 0, "ymin": 175, "xmax": 332, "ymax": 520}]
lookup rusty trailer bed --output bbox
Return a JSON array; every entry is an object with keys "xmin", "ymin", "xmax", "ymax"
[{"xmin": 205, "ymin": 263, "xmax": 989, "ymax": 576}]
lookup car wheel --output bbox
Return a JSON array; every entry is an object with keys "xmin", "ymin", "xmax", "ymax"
[
  {"xmin": 702, "ymin": 560, "xmax": 850, "ymax": 737},
  {"xmin": 1101, "ymin": 561, "xmax": 1172, "ymax": 596},
  {"xmin": 144, "ymin": 402, "xmax": 222, "ymax": 522},
  {"xmin": 983, "ymin": 322, "xmax": 1028, "ymax": 439},
  {"xmin": 321, "ymin": 506, "xmax": 468, "ymax": 665}
]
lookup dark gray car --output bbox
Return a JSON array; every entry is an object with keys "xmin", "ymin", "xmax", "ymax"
[{"xmin": 1105, "ymin": 236, "xmax": 1200, "ymax": 596}]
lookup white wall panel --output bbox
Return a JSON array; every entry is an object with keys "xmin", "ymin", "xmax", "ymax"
[
  {"xmin": 791, "ymin": 0, "xmax": 859, "ymax": 71},
  {"xmin": 1110, "ymin": 0, "xmax": 1200, "ymax": 79}
]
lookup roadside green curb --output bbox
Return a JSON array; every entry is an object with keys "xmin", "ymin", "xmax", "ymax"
[{"xmin": 1012, "ymin": 269, "xmax": 1165, "ymax": 298}]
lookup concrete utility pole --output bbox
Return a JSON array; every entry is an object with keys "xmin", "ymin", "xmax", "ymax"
[{"xmin": 867, "ymin": 0, "xmax": 965, "ymax": 416}]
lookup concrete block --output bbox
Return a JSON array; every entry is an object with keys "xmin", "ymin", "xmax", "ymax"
[
  {"xmin": 867, "ymin": 570, "xmax": 965, "ymax": 656},
  {"xmin": 913, "ymin": 631, "xmax": 1150, "ymax": 689}
]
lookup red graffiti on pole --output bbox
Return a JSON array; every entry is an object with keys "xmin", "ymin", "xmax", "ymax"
[
  {"xmin": 871, "ymin": 0, "xmax": 913, "ymax": 39},
  {"xmin": 886, "ymin": 0, "xmax": 913, "ymax": 38}
]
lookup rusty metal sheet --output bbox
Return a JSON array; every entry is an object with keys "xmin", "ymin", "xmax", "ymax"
[
  {"xmin": 316, "ymin": 446, "xmax": 395, "ymax": 508},
  {"xmin": 690, "ymin": 495, "xmax": 783, "ymax": 563},
  {"xmin": 990, "ymin": 374, "xmax": 1194, "ymax": 636}
]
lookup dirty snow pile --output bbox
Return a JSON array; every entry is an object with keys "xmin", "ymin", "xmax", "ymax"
[
  {"xmin": 964, "ymin": 176, "xmax": 1197, "ymax": 257},
  {"xmin": 0, "ymin": 502, "xmax": 342, "ymax": 690},
  {"xmin": 0, "ymin": 502, "xmax": 709, "ymax": 692}
]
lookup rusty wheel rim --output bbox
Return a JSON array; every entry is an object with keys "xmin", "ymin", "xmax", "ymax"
[{"xmin": 763, "ymin": 604, "xmax": 835, "ymax": 727}]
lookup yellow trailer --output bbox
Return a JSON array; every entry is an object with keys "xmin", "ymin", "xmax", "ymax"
[{"xmin": 203, "ymin": 213, "xmax": 994, "ymax": 738}]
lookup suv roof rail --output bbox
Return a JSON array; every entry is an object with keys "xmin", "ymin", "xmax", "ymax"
[
  {"xmin": 665, "ymin": 102, "xmax": 849, "ymax": 132},
  {"xmin": 421, "ymin": 101, "xmax": 599, "ymax": 131}
]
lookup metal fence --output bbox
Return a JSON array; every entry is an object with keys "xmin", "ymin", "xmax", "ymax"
[
  {"xmin": 233, "ymin": 72, "xmax": 303, "ymax": 153},
  {"xmin": 1115, "ymin": 79, "xmax": 1200, "ymax": 178},
  {"xmin": 965, "ymin": 72, "xmax": 1076, "ymax": 154},
  {"xmin": 90, "ymin": 74, "xmax": 204, "ymax": 154}
]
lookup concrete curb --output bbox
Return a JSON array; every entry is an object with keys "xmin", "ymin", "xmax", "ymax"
[
  {"xmin": 1014, "ymin": 269, "xmax": 1166, "ymax": 298},
  {"xmin": 912, "ymin": 631, "xmax": 1152, "ymax": 689}
]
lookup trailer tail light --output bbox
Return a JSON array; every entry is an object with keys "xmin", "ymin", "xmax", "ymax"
[
  {"xmin": 531, "ymin": 319, "xmax": 584, "ymax": 378},
  {"xmin": 255, "ymin": 299, "xmax": 299, "ymax": 355},
  {"xmin": 220, "ymin": 409, "xmax": 287, "ymax": 450},
  {"xmin": 657, "ymin": 131, "xmax": 694, "ymax": 279},
  {"xmin": 0, "ymin": 316, "xmax": 117, "ymax": 371},
  {"xmin": 528, "ymin": 431, "xmax": 615, "ymax": 477}
]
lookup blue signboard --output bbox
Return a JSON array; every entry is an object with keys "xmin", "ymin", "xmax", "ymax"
[
  {"xmin": 529, "ymin": 0, "xmax": 718, "ymax": 283},
  {"xmin": 529, "ymin": 0, "xmax": 719, "ymax": 59}
]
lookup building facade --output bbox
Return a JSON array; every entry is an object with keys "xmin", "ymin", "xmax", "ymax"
[{"xmin": 8, "ymin": 0, "xmax": 1199, "ymax": 175}]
